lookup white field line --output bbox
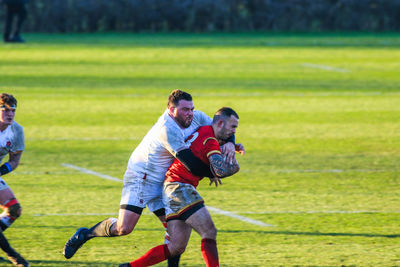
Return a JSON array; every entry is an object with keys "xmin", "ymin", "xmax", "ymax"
[
  {"xmin": 15, "ymin": 168, "xmax": 390, "ymax": 176},
  {"xmin": 266, "ymin": 169, "xmax": 385, "ymax": 174},
  {"xmin": 188, "ymin": 91, "xmax": 400, "ymax": 97},
  {"xmin": 34, "ymin": 213, "xmax": 119, "ymax": 217},
  {"xmin": 238, "ymin": 169, "xmax": 391, "ymax": 175},
  {"xmin": 302, "ymin": 63, "xmax": 350, "ymax": 73},
  {"xmin": 61, "ymin": 163, "xmax": 123, "ymax": 182},
  {"xmin": 28, "ymin": 137, "xmax": 141, "ymax": 141},
  {"xmin": 207, "ymin": 207, "xmax": 274, "ymax": 227},
  {"xmin": 238, "ymin": 211, "xmax": 400, "ymax": 214},
  {"xmin": 33, "ymin": 210, "xmax": 399, "ymax": 217},
  {"xmin": 61, "ymin": 163, "xmax": 274, "ymax": 227}
]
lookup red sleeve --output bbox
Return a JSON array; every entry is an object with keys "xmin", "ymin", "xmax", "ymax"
[{"xmin": 203, "ymin": 137, "xmax": 221, "ymax": 158}]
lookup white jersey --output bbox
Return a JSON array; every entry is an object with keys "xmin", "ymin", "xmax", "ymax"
[
  {"xmin": 0, "ymin": 121, "xmax": 25, "ymax": 163},
  {"xmin": 125, "ymin": 109, "xmax": 212, "ymax": 183}
]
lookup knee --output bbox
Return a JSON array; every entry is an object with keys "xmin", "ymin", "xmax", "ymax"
[
  {"xmin": 116, "ymin": 223, "xmax": 133, "ymax": 236},
  {"xmin": 8, "ymin": 203, "xmax": 22, "ymax": 219},
  {"xmin": 168, "ymin": 244, "xmax": 186, "ymax": 256},
  {"xmin": 204, "ymin": 225, "xmax": 217, "ymax": 240}
]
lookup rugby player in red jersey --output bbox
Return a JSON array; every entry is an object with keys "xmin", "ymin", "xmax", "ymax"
[
  {"xmin": 119, "ymin": 107, "xmax": 243, "ymax": 267},
  {"xmin": 64, "ymin": 90, "xmax": 242, "ymax": 267}
]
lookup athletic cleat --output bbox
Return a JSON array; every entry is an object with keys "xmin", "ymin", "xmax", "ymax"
[
  {"xmin": 7, "ymin": 251, "xmax": 29, "ymax": 267},
  {"xmin": 119, "ymin": 263, "xmax": 131, "ymax": 267},
  {"xmin": 63, "ymin": 227, "xmax": 89, "ymax": 259}
]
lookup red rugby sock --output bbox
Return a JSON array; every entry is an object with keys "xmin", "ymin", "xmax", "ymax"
[
  {"xmin": 201, "ymin": 238, "xmax": 219, "ymax": 267},
  {"xmin": 129, "ymin": 244, "xmax": 170, "ymax": 267}
]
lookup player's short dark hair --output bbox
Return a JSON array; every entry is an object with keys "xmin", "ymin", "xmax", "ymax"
[
  {"xmin": 0, "ymin": 93, "xmax": 17, "ymax": 108},
  {"xmin": 167, "ymin": 89, "xmax": 192, "ymax": 108},
  {"xmin": 212, "ymin": 107, "xmax": 239, "ymax": 124}
]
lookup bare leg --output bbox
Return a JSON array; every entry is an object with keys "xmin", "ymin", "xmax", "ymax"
[
  {"xmin": 167, "ymin": 220, "xmax": 192, "ymax": 256},
  {"xmin": 154, "ymin": 212, "xmax": 182, "ymax": 267},
  {"xmin": 0, "ymin": 188, "xmax": 22, "ymax": 231},
  {"xmin": 0, "ymin": 188, "xmax": 17, "ymax": 204},
  {"xmin": 0, "ymin": 187, "xmax": 28, "ymax": 265},
  {"xmin": 185, "ymin": 207, "xmax": 219, "ymax": 267},
  {"xmin": 111, "ymin": 208, "xmax": 141, "ymax": 236},
  {"xmin": 64, "ymin": 208, "xmax": 141, "ymax": 259},
  {"xmin": 123, "ymin": 220, "xmax": 192, "ymax": 267}
]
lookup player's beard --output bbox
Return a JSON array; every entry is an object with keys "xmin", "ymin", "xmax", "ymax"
[
  {"xmin": 219, "ymin": 126, "xmax": 233, "ymax": 142},
  {"xmin": 176, "ymin": 114, "xmax": 193, "ymax": 128}
]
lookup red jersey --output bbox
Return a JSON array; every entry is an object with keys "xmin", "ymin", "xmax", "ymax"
[{"xmin": 165, "ymin": 125, "xmax": 221, "ymax": 188}]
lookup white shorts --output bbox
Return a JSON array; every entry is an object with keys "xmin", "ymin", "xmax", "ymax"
[
  {"xmin": 120, "ymin": 172, "xmax": 164, "ymax": 213},
  {"xmin": 0, "ymin": 177, "xmax": 10, "ymax": 191}
]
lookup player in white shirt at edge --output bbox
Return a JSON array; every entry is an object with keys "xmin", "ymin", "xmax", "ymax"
[
  {"xmin": 0, "ymin": 93, "xmax": 29, "ymax": 267},
  {"xmin": 63, "ymin": 90, "xmax": 244, "ymax": 267}
]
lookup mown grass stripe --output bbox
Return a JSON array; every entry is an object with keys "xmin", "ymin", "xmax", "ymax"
[{"xmin": 61, "ymin": 163, "xmax": 274, "ymax": 227}]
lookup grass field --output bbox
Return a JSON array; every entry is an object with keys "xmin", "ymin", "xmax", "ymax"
[{"xmin": 0, "ymin": 33, "xmax": 399, "ymax": 266}]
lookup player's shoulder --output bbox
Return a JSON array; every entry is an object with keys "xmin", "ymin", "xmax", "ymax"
[
  {"xmin": 193, "ymin": 110, "xmax": 207, "ymax": 117},
  {"xmin": 157, "ymin": 113, "xmax": 184, "ymax": 146},
  {"xmin": 155, "ymin": 110, "xmax": 180, "ymax": 132},
  {"xmin": 163, "ymin": 116, "xmax": 182, "ymax": 134},
  {"xmin": 11, "ymin": 121, "xmax": 24, "ymax": 133},
  {"xmin": 197, "ymin": 125, "xmax": 215, "ymax": 140},
  {"xmin": 198, "ymin": 124, "xmax": 213, "ymax": 133},
  {"xmin": 193, "ymin": 110, "xmax": 211, "ymax": 121}
]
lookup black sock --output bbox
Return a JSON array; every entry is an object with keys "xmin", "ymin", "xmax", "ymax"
[
  {"xmin": 168, "ymin": 254, "xmax": 181, "ymax": 267},
  {"xmin": 0, "ymin": 231, "xmax": 16, "ymax": 256},
  {"xmin": 86, "ymin": 218, "xmax": 117, "ymax": 238},
  {"xmin": 0, "ymin": 221, "xmax": 8, "ymax": 231}
]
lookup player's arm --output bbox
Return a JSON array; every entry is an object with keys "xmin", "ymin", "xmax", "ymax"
[
  {"xmin": 221, "ymin": 135, "xmax": 246, "ymax": 162},
  {"xmin": 164, "ymin": 123, "xmax": 215, "ymax": 178},
  {"xmin": 235, "ymin": 143, "xmax": 245, "ymax": 155},
  {"xmin": 176, "ymin": 149, "xmax": 214, "ymax": 178},
  {"xmin": 0, "ymin": 151, "xmax": 22, "ymax": 176},
  {"xmin": 208, "ymin": 153, "xmax": 240, "ymax": 179}
]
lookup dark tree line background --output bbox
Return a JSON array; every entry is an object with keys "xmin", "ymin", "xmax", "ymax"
[{"xmin": 2, "ymin": 0, "xmax": 400, "ymax": 33}]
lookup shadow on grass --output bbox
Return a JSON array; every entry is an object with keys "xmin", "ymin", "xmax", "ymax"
[
  {"xmin": 19, "ymin": 32, "xmax": 400, "ymax": 48},
  {"xmin": 26, "ymin": 261, "xmax": 210, "ymax": 267},
  {"xmin": 219, "ymin": 229, "xmax": 399, "ymax": 238},
  {"xmin": 16, "ymin": 225, "xmax": 400, "ymax": 238},
  {"xmin": 24, "ymin": 260, "xmax": 116, "ymax": 266},
  {"xmin": 0, "ymin": 257, "xmax": 115, "ymax": 266},
  {"xmin": 16, "ymin": 225, "xmax": 81, "ymax": 230},
  {"xmin": 2, "ymin": 75, "xmax": 398, "ymax": 93}
]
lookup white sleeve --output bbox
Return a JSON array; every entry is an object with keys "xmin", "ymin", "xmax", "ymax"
[
  {"xmin": 12, "ymin": 125, "xmax": 25, "ymax": 152},
  {"xmin": 195, "ymin": 110, "xmax": 212, "ymax": 126},
  {"xmin": 160, "ymin": 125, "xmax": 187, "ymax": 157}
]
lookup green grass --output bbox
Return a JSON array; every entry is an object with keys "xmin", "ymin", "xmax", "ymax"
[{"xmin": 0, "ymin": 33, "xmax": 399, "ymax": 266}]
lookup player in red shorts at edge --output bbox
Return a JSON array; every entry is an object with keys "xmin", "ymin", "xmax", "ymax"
[{"xmin": 119, "ymin": 107, "xmax": 243, "ymax": 267}]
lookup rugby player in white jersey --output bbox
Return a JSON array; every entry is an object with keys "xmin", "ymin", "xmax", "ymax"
[
  {"xmin": 63, "ymin": 90, "xmax": 244, "ymax": 266},
  {"xmin": 0, "ymin": 93, "xmax": 29, "ymax": 267}
]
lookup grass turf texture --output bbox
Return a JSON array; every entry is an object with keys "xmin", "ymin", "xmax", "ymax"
[{"xmin": 1, "ymin": 33, "xmax": 399, "ymax": 266}]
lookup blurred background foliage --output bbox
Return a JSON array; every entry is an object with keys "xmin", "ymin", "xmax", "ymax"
[{"xmin": 1, "ymin": 0, "xmax": 399, "ymax": 33}]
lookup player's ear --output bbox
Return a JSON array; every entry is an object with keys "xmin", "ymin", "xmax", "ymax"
[
  {"xmin": 168, "ymin": 105, "xmax": 176, "ymax": 115},
  {"xmin": 217, "ymin": 119, "xmax": 225, "ymax": 128}
]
